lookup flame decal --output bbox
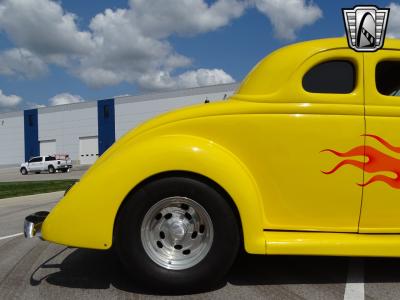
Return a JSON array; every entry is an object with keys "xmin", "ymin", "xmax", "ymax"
[{"xmin": 322, "ymin": 134, "xmax": 400, "ymax": 189}]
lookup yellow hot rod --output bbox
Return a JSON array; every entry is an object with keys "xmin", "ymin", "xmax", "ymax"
[{"xmin": 25, "ymin": 37, "xmax": 400, "ymax": 291}]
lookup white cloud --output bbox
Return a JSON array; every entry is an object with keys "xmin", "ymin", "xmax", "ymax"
[
  {"xmin": 253, "ymin": 0, "xmax": 322, "ymax": 40},
  {"xmin": 138, "ymin": 68, "xmax": 234, "ymax": 91},
  {"xmin": 49, "ymin": 93, "xmax": 84, "ymax": 106},
  {"xmin": 129, "ymin": 0, "xmax": 247, "ymax": 38},
  {"xmin": 177, "ymin": 68, "xmax": 235, "ymax": 88},
  {"xmin": 0, "ymin": 48, "xmax": 48, "ymax": 79},
  {"xmin": 387, "ymin": 3, "xmax": 400, "ymax": 38},
  {"xmin": 25, "ymin": 102, "xmax": 46, "ymax": 109},
  {"xmin": 77, "ymin": 67, "xmax": 122, "ymax": 88},
  {"xmin": 0, "ymin": 0, "xmax": 323, "ymax": 92},
  {"xmin": 0, "ymin": 89, "xmax": 22, "ymax": 108},
  {"xmin": 75, "ymin": 0, "xmax": 243, "ymax": 88},
  {"xmin": 0, "ymin": 0, "xmax": 241, "ymax": 90},
  {"xmin": 0, "ymin": 0, "xmax": 94, "ymax": 57}
]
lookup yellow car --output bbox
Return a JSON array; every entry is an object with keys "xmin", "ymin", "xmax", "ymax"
[{"xmin": 25, "ymin": 37, "xmax": 400, "ymax": 291}]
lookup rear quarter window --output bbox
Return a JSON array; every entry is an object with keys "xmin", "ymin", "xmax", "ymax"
[{"xmin": 302, "ymin": 60, "xmax": 355, "ymax": 94}]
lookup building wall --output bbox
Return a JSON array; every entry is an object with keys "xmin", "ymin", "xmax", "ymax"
[
  {"xmin": 0, "ymin": 83, "xmax": 239, "ymax": 166},
  {"xmin": 38, "ymin": 102, "xmax": 98, "ymax": 162},
  {"xmin": 115, "ymin": 85, "xmax": 236, "ymax": 139},
  {"xmin": 0, "ymin": 112, "xmax": 24, "ymax": 165}
]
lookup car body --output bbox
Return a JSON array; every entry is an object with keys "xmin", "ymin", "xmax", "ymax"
[
  {"xmin": 20, "ymin": 155, "xmax": 72, "ymax": 175},
  {"xmin": 24, "ymin": 37, "xmax": 400, "ymax": 290}
]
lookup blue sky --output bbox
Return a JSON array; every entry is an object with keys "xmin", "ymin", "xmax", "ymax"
[{"xmin": 0, "ymin": 0, "xmax": 398, "ymax": 111}]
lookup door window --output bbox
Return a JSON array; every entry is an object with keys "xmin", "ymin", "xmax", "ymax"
[
  {"xmin": 29, "ymin": 157, "xmax": 42, "ymax": 163},
  {"xmin": 376, "ymin": 61, "xmax": 400, "ymax": 96}
]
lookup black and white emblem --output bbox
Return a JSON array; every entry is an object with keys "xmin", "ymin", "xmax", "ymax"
[{"xmin": 343, "ymin": 6, "xmax": 389, "ymax": 52}]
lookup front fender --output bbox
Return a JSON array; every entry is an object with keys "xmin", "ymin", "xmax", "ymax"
[{"xmin": 42, "ymin": 135, "xmax": 265, "ymax": 254}]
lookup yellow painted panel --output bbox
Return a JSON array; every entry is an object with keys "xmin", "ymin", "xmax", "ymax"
[
  {"xmin": 265, "ymin": 231, "xmax": 400, "ymax": 257},
  {"xmin": 137, "ymin": 111, "xmax": 365, "ymax": 232}
]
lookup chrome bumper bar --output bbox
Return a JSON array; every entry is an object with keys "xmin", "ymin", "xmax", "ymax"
[{"xmin": 24, "ymin": 211, "xmax": 49, "ymax": 238}]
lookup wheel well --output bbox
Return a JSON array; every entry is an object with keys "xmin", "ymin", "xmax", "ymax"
[{"xmin": 113, "ymin": 171, "xmax": 244, "ymax": 249}]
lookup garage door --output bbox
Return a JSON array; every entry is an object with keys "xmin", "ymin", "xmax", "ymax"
[
  {"xmin": 79, "ymin": 136, "xmax": 98, "ymax": 165},
  {"xmin": 40, "ymin": 139, "xmax": 56, "ymax": 156}
]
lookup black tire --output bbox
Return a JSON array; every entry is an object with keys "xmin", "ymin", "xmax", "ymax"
[
  {"xmin": 48, "ymin": 165, "xmax": 55, "ymax": 174},
  {"xmin": 20, "ymin": 168, "xmax": 27, "ymax": 175},
  {"xmin": 115, "ymin": 176, "xmax": 240, "ymax": 293},
  {"xmin": 61, "ymin": 169, "xmax": 67, "ymax": 173}
]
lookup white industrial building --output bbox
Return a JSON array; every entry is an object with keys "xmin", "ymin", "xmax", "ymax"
[{"xmin": 0, "ymin": 83, "xmax": 238, "ymax": 166}]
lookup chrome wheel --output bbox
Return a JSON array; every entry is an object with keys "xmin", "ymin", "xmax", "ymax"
[{"xmin": 141, "ymin": 196, "xmax": 214, "ymax": 270}]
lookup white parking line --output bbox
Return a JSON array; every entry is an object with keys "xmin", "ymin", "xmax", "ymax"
[
  {"xmin": 0, "ymin": 232, "xmax": 23, "ymax": 241},
  {"xmin": 344, "ymin": 258, "xmax": 364, "ymax": 300}
]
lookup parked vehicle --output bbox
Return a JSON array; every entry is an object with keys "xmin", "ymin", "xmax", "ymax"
[
  {"xmin": 24, "ymin": 37, "xmax": 400, "ymax": 292},
  {"xmin": 20, "ymin": 154, "xmax": 72, "ymax": 175}
]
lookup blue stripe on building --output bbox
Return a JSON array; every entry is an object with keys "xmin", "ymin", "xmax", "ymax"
[
  {"xmin": 24, "ymin": 109, "xmax": 39, "ymax": 161},
  {"xmin": 97, "ymin": 98, "xmax": 116, "ymax": 155}
]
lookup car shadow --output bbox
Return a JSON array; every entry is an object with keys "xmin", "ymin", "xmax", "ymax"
[{"xmin": 30, "ymin": 247, "xmax": 400, "ymax": 295}]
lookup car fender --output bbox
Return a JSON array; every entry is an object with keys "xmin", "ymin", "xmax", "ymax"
[{"xmin": 42, "ymin": 134, "xmax": 265, "ymax": 254}]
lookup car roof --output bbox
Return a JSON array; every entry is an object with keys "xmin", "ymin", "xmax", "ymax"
[{"xmin": 235, "ymin": 37, "xmax": 400, "ymax": 97}]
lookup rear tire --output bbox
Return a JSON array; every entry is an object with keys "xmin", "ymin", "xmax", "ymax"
[
  {"xmin": 20, "ymin": 168, "xmax": 27, "ymax": 175},
  {"xmin": 48, "ymin": 165, "xmax": 55, "ymax": 174},
  {"xmin": 115, "ymin": 176, "xmax": 240, "ymax": 293}
]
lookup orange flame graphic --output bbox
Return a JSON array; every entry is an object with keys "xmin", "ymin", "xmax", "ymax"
[{"xmin": 322, "ymin": 134, "xmax": 400, "ymax": 189}]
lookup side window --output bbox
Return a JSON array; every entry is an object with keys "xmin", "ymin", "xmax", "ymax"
[
  {"xmin": 29, "ymin": 157, "xmax": 42, "ymax": 163},
  {"xmin": 45, "ymin": 156, "xmax": 56, "ymax": 161},
  {"xmin": 302, "ymin": 60, "xmax": 355, "ymax": 94},
  {"xmin": 376, "ymin": 61, "xmax": 400, "ymax": 96}
]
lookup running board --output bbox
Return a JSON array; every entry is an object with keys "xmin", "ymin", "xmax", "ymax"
[{"xmin": 264, "ymin": 231, "xmax": 400, "ymax": 257}]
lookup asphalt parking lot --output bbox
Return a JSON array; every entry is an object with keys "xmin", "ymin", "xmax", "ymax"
[
  {"xmin": 0, "ymin": 165, "xmax": 89, "ymax": 182},
  {"xmin": 1, "ymin": 192, "xmax": 400, "ymax": 299}
]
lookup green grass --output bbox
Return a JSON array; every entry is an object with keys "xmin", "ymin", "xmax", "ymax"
[{"xmin": 0, "ymin": 180, "xmax": 78, "ymax": 199}]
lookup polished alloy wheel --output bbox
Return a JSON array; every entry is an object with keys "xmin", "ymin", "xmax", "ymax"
[{"xmin": 141, "ymin": 196, "xmax": 214, "ymax": 270}]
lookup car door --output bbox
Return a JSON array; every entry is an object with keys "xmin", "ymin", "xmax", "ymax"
[
  {"xmin": 359, "ymin": 50, "xmax": 400, "ymax": 233},
  {"xmin": 37, "ymin": 156, "xmax": 45, "ymax": 171},
  {"xmin": 28, "ymin": 157, "xmax": 41, "ymax": 171}
]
